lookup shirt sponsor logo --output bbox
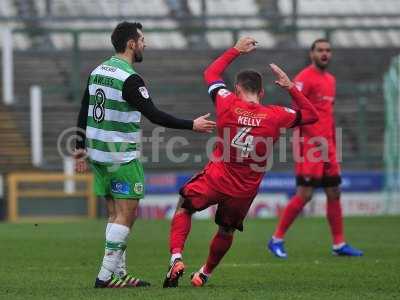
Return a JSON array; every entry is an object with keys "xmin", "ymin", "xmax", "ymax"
[
  {"xmin": 101, "ymin": 65, "xmax": 117, "ymax": 72},
  {"xmin": 234, "ymin": 108, "xmax": 267, "ymax": 118},
  {"xmin": 138, "ymin": 86, "xmax": 150, "ymax": 99},
  {"xmin": 217, "ymin": 89, "xmax": 231, "ymax": 98},
  {"xmin": 111, "ymin": 180, "xmax": 130, "ymax": 195}
]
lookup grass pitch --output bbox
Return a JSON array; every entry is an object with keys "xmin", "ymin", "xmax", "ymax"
[{"xmin": 0, "ymin": 216, "xmax": 399, "ymax": 299}]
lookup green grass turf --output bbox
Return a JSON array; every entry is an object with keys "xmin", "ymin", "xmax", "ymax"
[{"xmin": 0, "ymin": 216, "xmax": 399, "ymax": 300}]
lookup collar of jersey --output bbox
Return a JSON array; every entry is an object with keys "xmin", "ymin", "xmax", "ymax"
[{"xmin": 111, "ymin": 55, "xmax": 134, "ymax": 71}]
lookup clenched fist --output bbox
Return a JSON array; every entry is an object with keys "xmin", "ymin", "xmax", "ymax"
[{"xmin": 234, "ymin": 36, "xmax": 258, "ymax": 54}]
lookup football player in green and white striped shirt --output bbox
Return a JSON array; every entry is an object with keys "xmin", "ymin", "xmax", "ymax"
[{"xmin": 74, "ymin": 22, "xmax": 215, "ymax": 288}]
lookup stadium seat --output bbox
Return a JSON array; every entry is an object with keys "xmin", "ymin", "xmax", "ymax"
[
  {"xmin": 278, "ymin": 0, "xmax": 400, "ymax": 47},
  {"xmin": 0, "ymin": 0, "xmax": 16, "ymax": 16},
  {"xmin": 188, "ymin": 0, "xmax": 276, "ymax": 48},
  {"xmin": 34, "ymin": 0, "xmax": 187, "ymax": 49},
  {"xmin": 0, "ymin": 1, "xmax": 30, "ymax": 50}
]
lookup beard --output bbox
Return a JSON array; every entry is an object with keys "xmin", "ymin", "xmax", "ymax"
[
  {"xmin": 315, "ymin": 58, "xmax": 329, "ymax": 70},
  {"xmin": 133, "ymin": 49, "xmax": 143, "ymax": 63}
]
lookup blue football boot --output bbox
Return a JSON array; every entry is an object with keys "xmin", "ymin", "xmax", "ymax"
[
  {"xmin": 333, "ymin": 244, "xmax": 363, "ymax": 257},
  {"xmin": 268, "ymin": 239, "xmax": 288, "ymax": 259}
]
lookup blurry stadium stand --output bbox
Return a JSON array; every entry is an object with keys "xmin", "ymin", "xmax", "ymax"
[
  {"xmin": 33, "ymin": 0, "xmax": 188, "ymax": 49},
  {"xmin": 0, "ymin": 103, "xmax": 31, "ymax": 172},
  {"xmin": 1, "ymin": 48, "xmax": 398, "ymax": 173},
  {"xmin": 2, "ymin": 0, "xmax": 400, "ymax": 50},
  {"xmin": 187, "ymin": 0, "xmax": 276, "ymax": 48},
  {"xmin": 0, "ymin": 0, "xmax": 399, "ymax": 174},
  {"xmin": 277, "ymin": 0, "xmax": 400, "ymax": 48}
]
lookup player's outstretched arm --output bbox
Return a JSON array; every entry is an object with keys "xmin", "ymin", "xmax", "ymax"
[
  {"xmin": 270, "ymin": 63, "xmax": 319, "ymax": 125},
  {"xmin": 204, "ymin": 36, "xmax": 257, "ymax": 101},
  {"xmin": 204, "ymin": 36, "xmax": 257, "ymax": 84},
  {"xmin": 193, "ymin": 113, "xmax": 216, "ymax": 133},
  {"xmin": 139, "ymin": 102, "xmax": 215, "ymax": 133},
  {"xmin": 123, "ymin": 74, "xmax": 216, "ymax": 133}
]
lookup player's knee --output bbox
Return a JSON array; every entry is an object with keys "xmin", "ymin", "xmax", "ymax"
[
  {"xmin": 175, "ymin": 207, "xmax": 193, "ymax": 216},
  {"xmin": 175, "ymin": 196, "xmax": 185, "ymax": 213},
  {"xmin": 297, "ymin": 190, "xmax": 313, "ymax": 202},
  {"xmin": 327, "ymin": 194, "xmax": 341, "ymax": 202},
  {"xmin": 108, "ymin": 210, "xmax": 117, "ymax": 222},
  {"xmin": 218, "ymin": 226, "xmax": 235, "ymax": 236},
  {"xmin": 115, "ymin": 209, "xmax": 137, "ymax": 227},
  {"xmin": 326, "ymin": 187, "xmax": 341, "ymax": 201},
  {"xmin": 124, "ymin": 217, "xmax": 137, "ymax": 228},
  {"xmin": 108, "ymin": 215, "xmax": 117, "ymax": 223},
  {"xmin": 303, "ymin": 195, "xmax": 312, "ymax": 202},
  {"xmin": 104, "ymin": 198, "xmax": 117, "ymax": 221},
  {"xmin": 178, "ymin": 196, "xmax": 196, "ymax": 214}
]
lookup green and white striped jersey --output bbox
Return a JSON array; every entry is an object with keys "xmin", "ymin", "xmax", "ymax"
[{"xmin": 86, "ymin": 56, "xmax": 141, "ymax": 164}]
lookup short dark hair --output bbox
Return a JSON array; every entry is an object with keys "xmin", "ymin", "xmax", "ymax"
[
  {"xmin": 235, "ymin": 70, "xmax": 263, "ymax": 94},
  {"xmin": 310, "ymin": 38, "xmax": 330, "ymax": 51},
  {"xmin": 111, "ymin": 21, "xmax": 143, "ymax": 53}
]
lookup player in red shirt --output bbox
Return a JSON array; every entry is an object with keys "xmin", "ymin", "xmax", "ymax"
[
  {"xmin": 268, "ymin": 39, "xmax": 363, "ymax": 258},
  {"xmin": 163, "ymin": 37, "xmax": 319, "ymax": 288}
]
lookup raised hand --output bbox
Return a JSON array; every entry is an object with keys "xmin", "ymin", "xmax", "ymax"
[
  {"xmin": 269, "ymin": 63, "xmax": 294, "ymax": 90},
  {"xmin": 193, "ymin": 113, "xmax": 216, "ymax": 133},
  {"xmin": 234, "ymin": 36, "xmax": 258, "ymax": 54}
]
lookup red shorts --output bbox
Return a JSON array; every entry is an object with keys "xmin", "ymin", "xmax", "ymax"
[
  {"xmin": 295, "ymin": 142, "xmax": 341, "ymax": 187},
  {"xmin": 179, "ymin": 167, "xmax": 256, "ymax": 232}
]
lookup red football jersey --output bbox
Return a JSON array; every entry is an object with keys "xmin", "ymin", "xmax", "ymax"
[
  {"xmin": 205, "ymin": 88, "xmax": 298, "ymax": 197},
  {"xmin": 293, "ymin": 65, "xmax": 336, "ymax": 141},
  {"xmin": 201, "ymin": 47, "xmax": 318, "ymax": 197}
]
